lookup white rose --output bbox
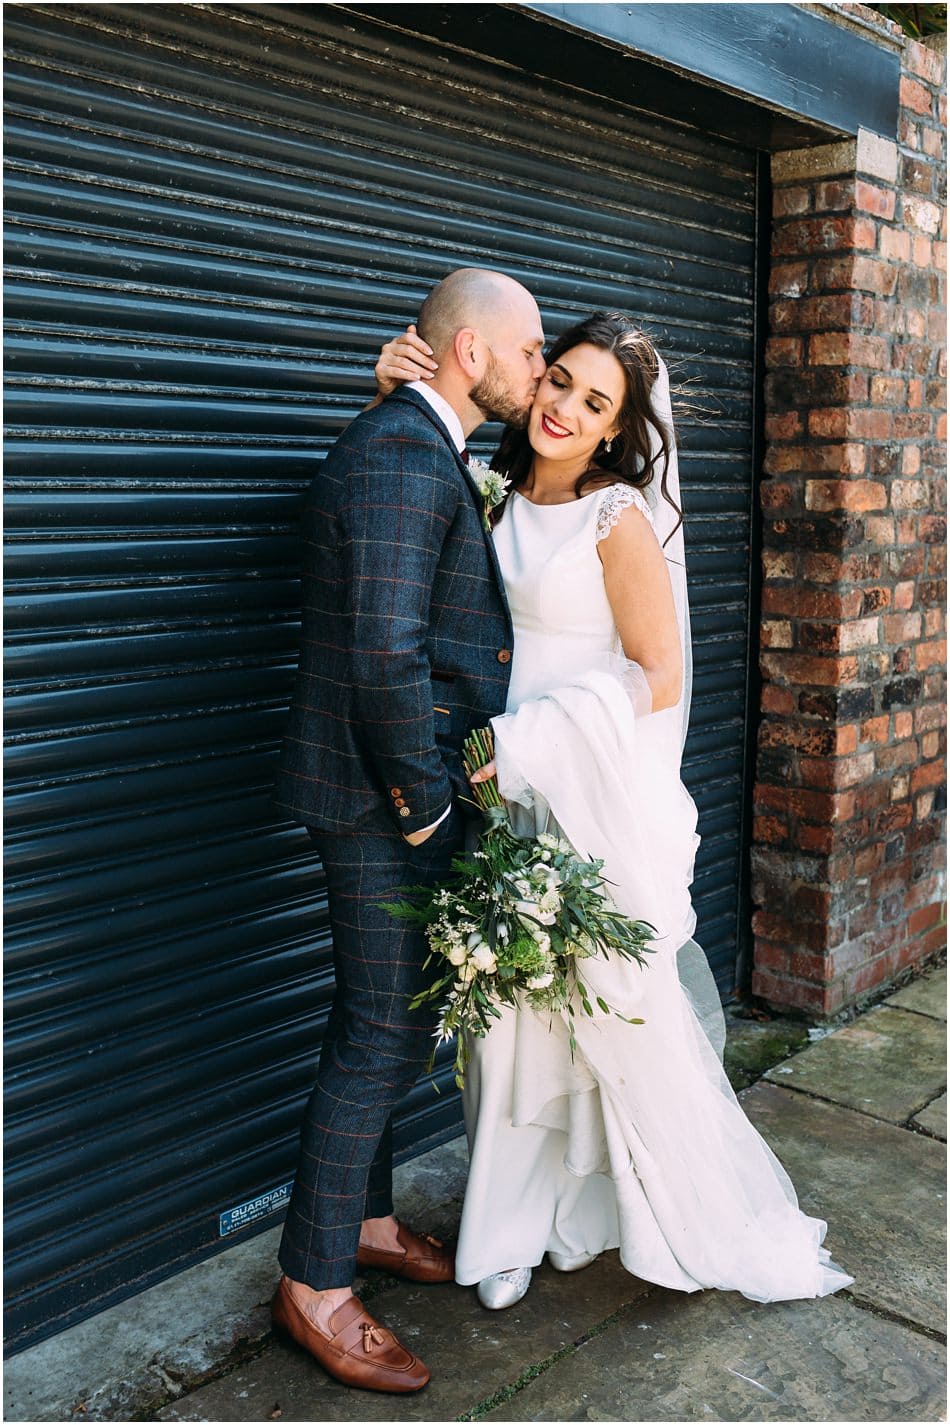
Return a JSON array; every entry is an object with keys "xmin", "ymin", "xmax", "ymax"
[
  {"xmin": 526, "ymin": 972, "xmax": 555, "ymax": 990},
  {"xmin": 470, "ymin": 944, "xmax": 498, "ymax": 974},
  {"xmin": 457, "ymin": 962, "xmax": 477, "ymax": 985},
  {"xmin": 532, "ymin": 931, "xmax": 551, "ymax": 954},
  {"xmin": 446, "ymin": 943, "xmax": 468, "ymax": 966}
]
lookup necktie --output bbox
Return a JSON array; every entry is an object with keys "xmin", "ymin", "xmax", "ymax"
[{"xmin": 460, "ymin": 447, "xmax": 470, "ymax": 464}]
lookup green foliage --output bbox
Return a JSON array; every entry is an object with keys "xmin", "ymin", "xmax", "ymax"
[
  {"xmin": 867, "ymin": 4, "xmax": 947, "ymax": 38},
  {"xmin": 387, "ymin": 728, "xmax": 657, "ymax": 1086}
]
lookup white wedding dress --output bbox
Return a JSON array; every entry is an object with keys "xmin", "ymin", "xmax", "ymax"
[{"xmin": 452, "ymin": 473, "xmax": 853, "ymax": 1302}]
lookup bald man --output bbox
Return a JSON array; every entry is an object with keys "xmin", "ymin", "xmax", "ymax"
[{"xmin": 273, "ymin": 270, "xmax": 546, "ymax": 1390}]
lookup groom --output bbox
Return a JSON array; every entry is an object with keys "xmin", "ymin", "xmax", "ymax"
[{"xmin": 273, "ymin": 268, "xmax": 546, "ymax": 1391}]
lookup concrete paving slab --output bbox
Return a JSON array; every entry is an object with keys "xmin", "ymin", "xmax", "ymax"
[
  {"xmin": 913, "ymin": 1091, "xmax": 948, "ymax": 1141},
  {"xmin": 885, "ymin": 964, "xmax": 947, "ymax": 1020},
  {"xmin": 3, "ymin": 1224, "xmax": 284, "ymax": 1424},
  {"xmin": 157, "ymin": 1255, "xmax": 650, "ymax": 1422},
  {"xmin": 722, "ymin": 1010, "xmax": 809, "ymax": 1092},
  {"xmin": 764, "ymin": 1005, "xmax": 946, "ymax": 1124},
  {"xmin": 484, "ymin": 1288, "xmax": 947, "ymax": 1422},
  {"xmin": 392, "ymin": 1133, "xmax": 469, "ymax": 1239},
  {"xmin": 741, "ymin": 1081, "xmax": 947, "ymax": 1334}
]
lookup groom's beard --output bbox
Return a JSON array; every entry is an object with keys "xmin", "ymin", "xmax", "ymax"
[{"xmin": 471, "ymin": 352, "xmax": 532, "ymax": 429}]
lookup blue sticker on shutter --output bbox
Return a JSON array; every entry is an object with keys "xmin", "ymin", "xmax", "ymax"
[{"xmin": 219, "ymin": 1181, "xmax": 293, "ymax": 1237}]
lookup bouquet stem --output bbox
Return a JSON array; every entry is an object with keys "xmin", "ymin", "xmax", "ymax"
[{"xmin": 462, "ymin": 726, "xmax": 505, "ymax": 812}]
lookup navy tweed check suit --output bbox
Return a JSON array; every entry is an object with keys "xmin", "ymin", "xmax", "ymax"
[{"xmin": 275, "ymin": 388, "xmax": 513, "ymax": 1289}]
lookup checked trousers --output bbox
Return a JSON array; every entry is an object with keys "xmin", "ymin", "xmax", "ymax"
[{"xmin": 278, "ymin": 802, "xmax": 466, "ymax": 1290}]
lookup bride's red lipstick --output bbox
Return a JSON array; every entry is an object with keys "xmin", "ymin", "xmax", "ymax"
[{"xmin": 541, "ymin": 414, "xmax": 571, "ymax": 438}]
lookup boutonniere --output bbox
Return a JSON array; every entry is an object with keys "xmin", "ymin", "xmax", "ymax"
[{"xmin": 468, "ymin": 458, "xmax": 511, "ymax": 532}]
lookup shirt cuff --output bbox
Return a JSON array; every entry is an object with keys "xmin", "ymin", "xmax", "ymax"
[{"xmin": 403, "ymin": 802, "xmax": 452, "ymax": 844}]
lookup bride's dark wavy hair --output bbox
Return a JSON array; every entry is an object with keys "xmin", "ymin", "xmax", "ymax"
[{"xmin": 490, "ymin": 312, "xmax": 682, "ymax": 545}]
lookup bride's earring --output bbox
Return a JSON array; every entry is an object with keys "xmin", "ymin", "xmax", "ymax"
[{"xmin": 604, "ymin": 438, "xmax": 613, "ymax": 453}]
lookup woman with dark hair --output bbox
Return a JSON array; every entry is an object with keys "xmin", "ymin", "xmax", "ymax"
[
  {"xmin": 372, "ymin": 313, "xmax": 852, "ymax": 1311},
  {"xmin": 490, "ymin": 313, "xmax": 677, "ymax": 525}
]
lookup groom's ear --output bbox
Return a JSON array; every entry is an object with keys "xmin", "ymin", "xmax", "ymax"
[{"xmin": 453, "ymin": 327, "xmax": 481, "ymax": 375}]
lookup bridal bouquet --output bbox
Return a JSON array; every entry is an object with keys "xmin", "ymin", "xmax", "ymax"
[{"xmin": 382, "ymin": 727, "xmax": 655, "ymax": 1087}]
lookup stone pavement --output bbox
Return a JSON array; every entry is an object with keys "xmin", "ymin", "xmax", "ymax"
[{"xmin": 6, "ymin": 961, "xmax": 946, "ymax": 1424}]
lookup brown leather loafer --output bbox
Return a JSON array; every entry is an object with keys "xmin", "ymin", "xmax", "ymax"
[
  {"xmin": 271, "ymin": 1277, "xmax": 429, "ymax": 1393},
  {"xmin": 356, "ymin": 1220, "xmax": 455, "ymax": 1283}
]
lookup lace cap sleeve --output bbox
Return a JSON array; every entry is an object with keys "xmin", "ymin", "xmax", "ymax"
[{"xmin": 595, "ymin": 483, "xmax": 655, "ymax": 542}]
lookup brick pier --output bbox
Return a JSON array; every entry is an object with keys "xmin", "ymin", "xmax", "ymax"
[{"xmin": 752, "ymin": 31, "xmax": 947, "ymax": 1015}]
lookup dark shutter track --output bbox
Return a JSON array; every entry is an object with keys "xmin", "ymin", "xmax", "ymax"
[{"xmin": 4, "ymin": 2, "xmax": 759, "ymax": 1351}]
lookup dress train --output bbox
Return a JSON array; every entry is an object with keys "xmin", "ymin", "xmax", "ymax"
[{"xmin": 454, "ymin": 675, "xmax": 852, "ymax": 1302}]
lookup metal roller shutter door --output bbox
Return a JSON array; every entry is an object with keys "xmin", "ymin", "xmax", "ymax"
[{"xmin": 4, "ymin": 2, "xmax": 760, "ymax": 1350}]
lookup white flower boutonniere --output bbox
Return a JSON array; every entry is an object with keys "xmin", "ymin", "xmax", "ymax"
[{"xmin": 468, "ymin": 457, "xmax": 511, "ymax": 532}]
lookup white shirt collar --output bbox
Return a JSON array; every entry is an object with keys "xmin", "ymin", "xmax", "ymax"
[{"xmin": 406, "ymin": 381, "xmax": 466, "ymax": 454}]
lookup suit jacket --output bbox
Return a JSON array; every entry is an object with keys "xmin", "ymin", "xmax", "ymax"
[{"xmin": 275, "ymin": 388, "xmax": 514, "ymax": 835}]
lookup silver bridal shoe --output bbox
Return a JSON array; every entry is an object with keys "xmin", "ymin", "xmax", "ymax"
[
  {"xmin": 476, "ymin": 1266, "xmax": 532, "ymax": 1309},
  {"xmin": 548, "ymin": 1250, "xmax": 598, "ymax": 1273}
]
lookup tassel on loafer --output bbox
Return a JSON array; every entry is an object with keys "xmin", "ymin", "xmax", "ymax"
[
  {"xmin": 476, "ymin": 1266, "xmax": 532, "ymax": 1310},
  {"xmin": 271, "ymin": 1277, "xmax": 430, "ymax": 1393},
  {"xmin": 356, "ymin": 1220, "xmax": 454, "ymax": 1283}
]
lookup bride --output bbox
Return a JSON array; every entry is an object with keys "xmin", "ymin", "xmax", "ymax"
[{"xmin": 373, "ymin": 312, "xmax": 853, "ymax": 1311}]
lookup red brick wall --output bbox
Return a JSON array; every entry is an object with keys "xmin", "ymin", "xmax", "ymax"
[{"xmin": 752, "ymin": 36, "xmax": 947, "ymax": 1016}]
